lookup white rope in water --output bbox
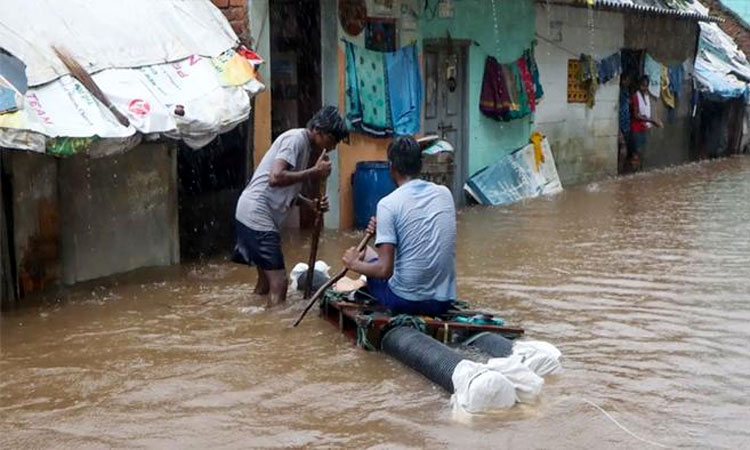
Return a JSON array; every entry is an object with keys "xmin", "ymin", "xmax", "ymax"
[{"xmin": 582, "ymin": 399, "xmax": 669, "ymax": 448}]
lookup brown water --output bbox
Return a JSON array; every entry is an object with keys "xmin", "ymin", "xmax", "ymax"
[{"xmin": 2, "ymin": 156, "xmax": 750, "ymax": 449}]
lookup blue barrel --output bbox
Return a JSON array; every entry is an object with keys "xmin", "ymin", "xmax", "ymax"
[{"xmin": 352, "ymin": 161, "xmax": 397, "ymax": 229}]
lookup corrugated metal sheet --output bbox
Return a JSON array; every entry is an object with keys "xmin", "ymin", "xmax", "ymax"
[{"xmin": 546, "ymin": 0, "xmax": 722, "ymax": 22}]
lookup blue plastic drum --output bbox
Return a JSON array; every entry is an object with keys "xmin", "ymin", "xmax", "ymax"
[{"xmin": 352, "ymin": 161, "xmax": 397, "ymax": 229}]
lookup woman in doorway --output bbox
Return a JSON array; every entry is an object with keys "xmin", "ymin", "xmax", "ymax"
[{"xmin": 629, "ymin": 75, "xmax": 663, "ymax": 171}]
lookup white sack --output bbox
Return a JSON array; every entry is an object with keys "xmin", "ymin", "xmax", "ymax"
[
  {"xmin": 487, "ymin": 355, "xmax": 544, "ymax": 404},
  {"xmin": 513, "ymin": 340, "xmax": 562, "ymax": 377},
  {"xmin": 450, "ymin": 360, "xmax": 517, "ymax": 414}
]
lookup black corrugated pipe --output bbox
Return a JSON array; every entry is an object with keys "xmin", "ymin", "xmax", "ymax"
[
  {"xmin": 466, "ymin": 332, "xmax": 514, "ymax": 358},
  {"xmin": 380, "ymin": 326, "xmax": 464, "ymax": 392}
]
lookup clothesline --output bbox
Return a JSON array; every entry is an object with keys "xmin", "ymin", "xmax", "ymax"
[{"xmin": 534, "ymin": 33, "xmax": 579, "ymax": 58}]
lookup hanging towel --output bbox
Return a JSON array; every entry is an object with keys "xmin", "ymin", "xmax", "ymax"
[
  {"xmin": 579, "ymin": 54, "xmax": 598, "ymax": 108},
  {"xmin": 507, "ymin": 61, "xmax": 530, "ymax": 120},
  {"xmin": 597, "ymin": 52, "xmax": 621, "ymax": 84},
  {"xmin": 526, "ymin": 48, "xmax": 544, "ymax": 101},
  {"xmin": 661, "ymin": 65, "xmax": 675, "ymax": 109},
  {"xmin": 345, "ymin": 41, "xmax": 392, "ymax": 136},
  {"xmin": 518, "ymin": 55, "xmax": 536, "ymax": 113},
  {"xmin": 529, "ymin": 131, "xmax": 546, "ymax": 172},
  {"xmin": 385, "ymin": 44, "xmax": 422, "ymax": 136},
  {"xmin": 643, "ymin": 54, "xmax": 662, "ymax": 98},
  {"xmin": 480, "ymin": 56, "xmax": 512, "ymax": 120},
  {"xmin": 668, "ymin": 64, "xmax": 684, "ymax": 100}
]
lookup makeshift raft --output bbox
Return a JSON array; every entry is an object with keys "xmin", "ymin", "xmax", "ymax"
[{"xmin": 318, "ymin": 290, "xmax": 526, "ymax": 393}]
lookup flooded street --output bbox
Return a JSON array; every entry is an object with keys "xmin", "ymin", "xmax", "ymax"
[{"xmin": 2, "ymin": 156, "xmax": 750, "ymax": 449}]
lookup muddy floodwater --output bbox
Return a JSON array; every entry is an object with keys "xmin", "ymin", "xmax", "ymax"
[{"xmin": 2, "ymin": 156, "xmax": 750, "ymax": 449}]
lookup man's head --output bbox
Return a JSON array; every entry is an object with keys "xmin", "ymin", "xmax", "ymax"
[
  {"xmin": 639, "ymin": 75, "xmax": 649, "ymax": 93},
  {"xmin": 307, "ymin": 106, "xmax": 348, "ymax": 152},
  {"xmin": 387, "ymin": 136, "xmax": 422, "ymax": 184}
]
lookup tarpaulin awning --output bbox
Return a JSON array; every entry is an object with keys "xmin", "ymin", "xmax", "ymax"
[
  {"xmin": 0, "ymin": 0, "xmax": 265, "ymax": 154},
  {"xmin": 693, "ymin": 21, "xmax": 750, "ymax": 101}
]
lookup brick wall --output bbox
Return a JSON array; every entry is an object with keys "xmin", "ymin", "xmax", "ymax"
[
  {"xmin": 212, "ymin": 0, "xmax": 249, "ymax": 43},
  {"xmin": 703, "ymin": 0, "xmax": 750, "ymax": 56}
]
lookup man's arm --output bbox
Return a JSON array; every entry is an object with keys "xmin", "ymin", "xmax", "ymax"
[
  {"xmin": 269, "ymin": 150, "xmax": 331, "ymax": 188},
  {"xmin": 342, "ymin": 216, "xmax": 394, "ymax": 279},
  {"xmin": 343, "ymin": 243, "xmax": 395, "ymax": 280}
]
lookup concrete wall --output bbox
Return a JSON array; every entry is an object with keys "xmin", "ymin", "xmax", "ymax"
[
  {"xmin": 535, "ymin": 5, "xmax": 624, "ymax": 186},
  {"xmin": 58, "ymin": 143, "xmax": 179, "ymax": 284},
  {"xmin": 422, "ymin": 0, "xmax": 536, "ymax": 175},
  {"xmin": 624, "ymin": 15, "xmax": 698, "ymax": 170}
]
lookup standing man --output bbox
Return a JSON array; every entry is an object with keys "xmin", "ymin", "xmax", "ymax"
[
  {"xmin": 629, "ymin": 75, "xmax": 663, "ymax": 171},
  {"xmin": 234, "ymin": 106, "xmax": 348, "ymax": 306},
  {"xmin": 342, "ymin": 137, "xmax": 456, "ymax": 316}
]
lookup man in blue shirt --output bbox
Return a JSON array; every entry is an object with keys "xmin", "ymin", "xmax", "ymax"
[{"xmin": 342, "ymin": 137, "xmax": 457, "ymax": 315}]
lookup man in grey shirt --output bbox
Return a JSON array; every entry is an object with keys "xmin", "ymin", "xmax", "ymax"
[
  {"xmin": 234, "ymin": 106, "xmax": 348, "ymax": 306},
  {"xmin": 342, "ymin": 137, "xmax": 456, "ymax": 316}
]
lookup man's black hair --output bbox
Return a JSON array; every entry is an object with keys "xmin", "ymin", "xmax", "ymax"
[
  {"xmin": 387, "ymin": 136, "xmax": 422, "ymax": 177},
  {"xmin": 640, "ymin": 75, "xmax": 650, "ymax": 84},
  {"xmin": 307, "ymin": 106, "xmax": 349, "ymax": 142}
]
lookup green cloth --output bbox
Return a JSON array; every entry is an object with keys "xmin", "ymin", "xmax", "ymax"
[
  {"xmin": 46, "ymin": 137, "xmax": 97, "ymax": 156},
  {"xmin": 345, "ymin": 42, "xmax": 391, "ymax": 135},
  {"xmin": 506, "ymin": 62, "xmax": 530, "ymax": 120}
]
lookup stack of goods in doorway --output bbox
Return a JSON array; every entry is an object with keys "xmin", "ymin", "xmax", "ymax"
[
  {"xmin": 344, "ymin": 41, "xmax": 422, "ymax": 137},
  {"xmin": 479, "ymin": 47, "xmax": 543, "ymax": 122}
]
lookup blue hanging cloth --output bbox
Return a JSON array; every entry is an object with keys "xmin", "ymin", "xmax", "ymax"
[{"xmin": 385, "ymin": 44, "xmax": 422, "ymax": 136}]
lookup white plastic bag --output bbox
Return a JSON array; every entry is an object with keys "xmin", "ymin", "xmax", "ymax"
[
  {"xmin": 513, "ymin": 340, "xmax": 562, "ymax": 377},
  {"xmin": 487, "ymin": 355, "xmax": 544, "ymax": 404},
  {"xmin": 451, "ymin": 359, "xmax": 517, "ymax": 414},
  {"xmin": 289, "ymin": 260, "xmax": 331, "ymax": 291}
]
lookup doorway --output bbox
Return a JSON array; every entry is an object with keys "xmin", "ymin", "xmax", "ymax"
[
  {"xmin": 269, "ymin": 0, "xmax": 322, "ymax": 140},
  {"xmin": 423, "ymin": 39, "xmax": 469, "ymax": 205}
]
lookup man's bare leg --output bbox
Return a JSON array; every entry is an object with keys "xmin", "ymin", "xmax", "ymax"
[
  {"xmin": 265, "ymin": 269, "xmax": 288, "ymax": 307},
  {"xmin": 254, "ymin": 267, "xmax": 270, "ymax": 295}
]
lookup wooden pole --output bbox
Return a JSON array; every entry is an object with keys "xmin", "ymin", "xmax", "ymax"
[{"xmin": 303, "ymin": 151, "xmax": 329, "ymax": 299}]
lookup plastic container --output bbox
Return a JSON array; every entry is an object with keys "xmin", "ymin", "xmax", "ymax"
[{"xmin": 352, "ymin": 161, "xmax": 397, "ymax": 229}]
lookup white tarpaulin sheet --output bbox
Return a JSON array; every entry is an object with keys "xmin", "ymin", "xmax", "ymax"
[
  {"xmin": 0, "ymin": 51, "xmax": 262, "ymax": 151},
  {"xmin": 464, "ymin": 137, "xmax": 563, "ymax": 206},
  {"xmin": 0, "ymin": 0, "xmax": 266, "ymax": 153},
  {"xmin": 0, "ymin": 0, "xmax": 238, "ymax": 87}
]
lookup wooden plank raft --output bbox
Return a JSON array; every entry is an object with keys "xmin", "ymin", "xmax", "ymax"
[{"xmin": 319, "ymin": 295, "xmax": 524, "ymax": 350}]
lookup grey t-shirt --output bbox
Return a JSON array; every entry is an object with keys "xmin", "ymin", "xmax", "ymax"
[
  {"xmin": 235, "ymin": 129, "xmax": 312, "ymax": 232},
  {"xmin": 375, "ymin": 179, "xmax": 457, "ymax": 302}
]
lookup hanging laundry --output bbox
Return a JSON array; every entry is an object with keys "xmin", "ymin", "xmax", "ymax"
[
  {"xmin": 385, "ymin": 44, "xmax": 422, "ymax": 135},
  {"xmin": 525, "ymin": 48, "xmax": 544, "ymax": 101},
  {"xmin": 579, "ymin": 54, "xmax": 598, "ymax": 108},
  {"xmin": 480, "ymin": 56, "xmax": 512, "ymax": 121},
  {"xmin": 345, "ymin": 41, "xmax": 423, "ymax": 137},
  {"xmin": 518, "ymin": 55, "xmax": 536, "ymax": 113},
  {"xmin": 502, "ymin": 63, "xmax": 521, "ymax": 115},
  {"xmin": 643, "ymin": 54, "xmax": 662, "ymax": 98},
  {"xmin": 345, "ymin": 41, "xmax": 392, "ymax": 136},
  {"xmin": 507, "ymin": 61, "xmax": 531, "ymax": 120},
  {"xmin": 529, "ymin": 131, "xmax": 545, "ymax": 172},
  {"xmin": 597, "ymin": 52, "xmax": 621, "ymax": 84},
  {"xmin": 668, "ymin": 64, "xmax": 684, "ymax": 100},
  {"xmin": 661, "ymin": 65, "xmax": 675, "ymax": 109}
]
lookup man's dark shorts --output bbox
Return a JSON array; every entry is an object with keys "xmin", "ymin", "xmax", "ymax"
[{"xmin": 232, "ymin": 220, "xmax": 285, "ymax": 270}]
